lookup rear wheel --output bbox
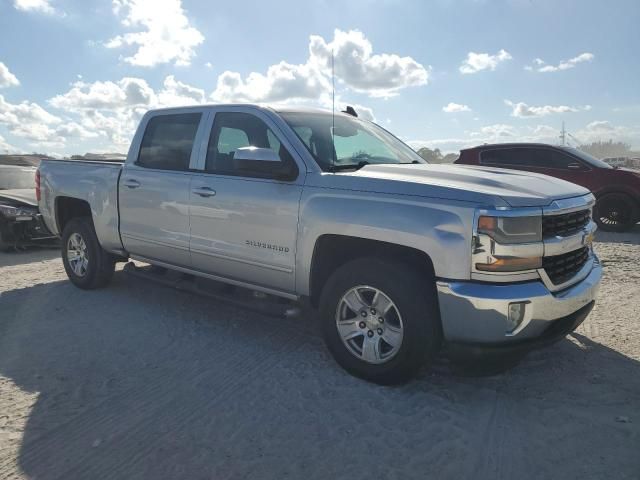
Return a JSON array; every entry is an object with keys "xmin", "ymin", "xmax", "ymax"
[
  {"xmin": 61, "ymin": 217, "xmax": 115, "ymax": 289},
  {"xmin": 594, "ymin": 193, "xmax": 638, "ymax": 232},
  {"xmin": 319, "ymin": 258, "xmax": 441, "ymax": 385}
]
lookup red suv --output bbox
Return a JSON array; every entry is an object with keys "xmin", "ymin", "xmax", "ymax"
[{"xmin": 455, "ymin": 143, "xmax": 640, "ymax": 231}]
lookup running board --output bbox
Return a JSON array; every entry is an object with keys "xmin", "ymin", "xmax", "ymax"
[{"xmin": 123, "ymin": 262, "xmax": 302, "ymax": 319}]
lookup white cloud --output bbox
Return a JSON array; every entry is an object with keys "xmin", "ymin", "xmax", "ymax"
[
  {"xmin": 47, "ymin": 75, "xmax": 210, "ymax": 149},
  {"xmin": 527, "ymin": 52, "xmax": 594, "ymax": 73},
  {"xmin": 49, "ymin": 78, "xmax": 155, "ymax": 110},
  {"xmin": 0, "ymin": 94, "xmax": 64, "ymax": 146},
  {"xmin": 212, "ymin": 29, "xmax": 429, "ymax": 102},
  {"xmin": 478, "ymin": 123, "xmax": 515, "ymax": 137},
  {"xmin": 13, "ymin": 0, "xmax": 56, "ymax": 14},
  {"xmin": 0, "ymin": 62, "xmax": 20, "ymax": 88},
  {"xmin": 212, "ymin": 62, "xmax": 328, "ymax": 103},
  {"xmin": 459, "ymin": 49, "xmax": 511, "ymax": 74},
  {"xmin": 442, "ymin": 102, "xmax": 471, "ymax": 113},
  {"xmin": 106, "ymin": 0, "xmax": 204, "ymax": 67},
  {"xmin": 204, "ymin": 62, "xmax": 213, "ymax": 69},
  {"xmin": 505, "ymin": 100, "xmax": 589, "ymax": 118},
  {"xmin": 308, "ymin": 29, "xmax": 429, "ymax": 97},
  {"xmin": 0, "ymin": 94, "xmax": 61, "ymax": 126},
  {"xmin": 157, "ymin": 75, "xmax": 205, "ymax": 106}
]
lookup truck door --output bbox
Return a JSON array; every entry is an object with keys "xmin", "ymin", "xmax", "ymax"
[
  {"xmin": 119, "ymin": 111, "xmax": 207, "ymax": 267},
  {"xmin": 189, "ymin": 109, "xmax": 304, "ymax": 293}
]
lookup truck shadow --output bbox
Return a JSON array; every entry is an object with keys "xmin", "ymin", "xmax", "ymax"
[
  {"xmin": 594, "ymin": 223, "xmax": 640, "ymax": 245},
  {"xmin": 1, "ymin": 273, "xmax": 638, "ymax": 479}
]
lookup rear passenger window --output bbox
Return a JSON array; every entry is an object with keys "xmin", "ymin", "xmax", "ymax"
[
  {"xmin": 481, "ymin": 148, "xmax": 582, "ymax": 170},
  {"xmin": 137, "ymin": 113, "xmax": 202, "ymax": 171},
  {"xmin": 547, "ymin": 151, "xmax": 579, "ymax": 169},
  {"xmin": 481, "ymin": 148, "xmax": 531, "ymax": 166}
]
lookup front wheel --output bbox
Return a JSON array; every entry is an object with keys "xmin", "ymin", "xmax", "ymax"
[
  {"xmin": 61, "ymin": 217, "xmax": 115, "ymax": 289},
  {"xmin": 319, "ymin": 258, "xmax": 442, "ymax": 385},
  {"xmin": 594, "ymin": 193, "xmax": 638, "ymax": 232}
]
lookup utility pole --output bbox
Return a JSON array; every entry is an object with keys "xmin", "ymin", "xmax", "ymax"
[{"xmin": 559, "ymin": 121, "xmax": 566, "ymax": 146}]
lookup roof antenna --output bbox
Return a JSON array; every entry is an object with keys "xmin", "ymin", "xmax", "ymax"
[
  {"xmin": 342, "ymin": 106, "xmax": 358, "ymax": 117},
  {"xmin": 331, "ymin": 48, "xmax": 335, "ymax": 171}
]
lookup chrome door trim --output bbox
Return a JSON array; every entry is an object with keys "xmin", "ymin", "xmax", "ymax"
[
  {"xmin": 121, "ymin": 233, "xmax": 190, "ymax": 252},
  {"xmin": 189, "ymin": 246, "xmax": 294, "ymax": 273}
]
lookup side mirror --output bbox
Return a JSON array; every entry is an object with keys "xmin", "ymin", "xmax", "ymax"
[{"xmin": 233, "ymin": 146, "xmax": 295, "ymax": 180}]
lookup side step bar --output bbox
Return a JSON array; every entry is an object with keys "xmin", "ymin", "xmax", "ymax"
[{"xmin": 123, "ymin": 262, "xmax": 302, "ymax": 319}]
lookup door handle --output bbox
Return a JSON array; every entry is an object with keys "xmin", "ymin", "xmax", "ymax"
[
  {"xmin": 123, "ymin": 179, "xmax": 141, "ymax": 189},
  {"xmin": 192, "ymin": 187, "xmax": 216, "ymax": 198}
]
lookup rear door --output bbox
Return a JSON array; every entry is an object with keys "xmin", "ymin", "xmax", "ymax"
[
  {"xmin": 119, "ymin": 110, "xmax": 208, "ymax": 267},
  {"xmin": 188, "ymin": 108, "xmax": 304, "ymax": 293}
]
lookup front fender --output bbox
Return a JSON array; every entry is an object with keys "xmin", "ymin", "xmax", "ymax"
[{"xmin": 295, "ymin": 187, "xmax": 476, "ymax": 295}]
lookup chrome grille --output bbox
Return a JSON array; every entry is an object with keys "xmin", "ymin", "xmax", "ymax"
[
  {"xmin": 542, "ymin": 247, "xmax": 590, "ymax": 286},
  {"xmin": 542, "ymin": 209, "xmax": 590, "ymax": 238}
]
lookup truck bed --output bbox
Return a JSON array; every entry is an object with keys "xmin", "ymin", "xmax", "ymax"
[{"xmin": 38, "ymin": 159, "xmax": 124, "ymax": 253}]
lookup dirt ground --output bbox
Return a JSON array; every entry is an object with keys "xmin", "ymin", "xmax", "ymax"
[{"xmin": 0, "ymin": 228, "xmax": 639, "ymax": 480}]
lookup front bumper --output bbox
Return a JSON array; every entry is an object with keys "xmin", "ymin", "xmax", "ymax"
[{"xmin": 436, "ymin": 255, "xmax": 602, "ymax": 346}]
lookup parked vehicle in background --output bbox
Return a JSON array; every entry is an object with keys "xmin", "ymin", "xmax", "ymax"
[
  {"xmin": 0, "ymin": 155, "xmax": 56, "ymax": 251},
  {"xmin": 38, "ymin": 105, "xmax": 602, "ymax": 384},
  {"xmin": 455, "ymin": 143, "xmax": 640, "ymax": 232}
]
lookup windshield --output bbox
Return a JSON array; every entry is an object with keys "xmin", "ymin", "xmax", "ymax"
[
  {"xmin": 562, "ymin": 147, "xmax": 613, "ymax": 169},
  {"xmin": 280, "ymin": 112, "xmax": 425, "ymax": 171}
]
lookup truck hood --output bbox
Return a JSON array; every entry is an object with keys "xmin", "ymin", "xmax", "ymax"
[
  {"xmin": 328, "ymin": 164, "xmax": 590, "ymax": 208},
  {"xmin": 0, "ymin": 188, "xmax": 38, "ymax": 207}
]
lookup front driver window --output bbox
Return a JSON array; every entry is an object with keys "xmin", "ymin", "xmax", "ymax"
[{"xmin": 205, "ymin": 112, "xmax": 297, "ymax": 179}]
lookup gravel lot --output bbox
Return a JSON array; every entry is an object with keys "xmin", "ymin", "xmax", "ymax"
[{"xmin": 1, "ymin": 229, "xmax": 639, "ymax": 480}]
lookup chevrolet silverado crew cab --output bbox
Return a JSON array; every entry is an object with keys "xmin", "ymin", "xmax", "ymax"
[{"xmin": 38, "ymin": 105, "xmax": 602, "ymax": 384}]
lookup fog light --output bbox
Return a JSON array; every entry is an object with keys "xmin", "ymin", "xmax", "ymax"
[{"xmin": 507, "ymin": 302, "xmax": 527, "ymax": 332}]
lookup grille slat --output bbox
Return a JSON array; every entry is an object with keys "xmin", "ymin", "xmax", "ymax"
[
  {"xmin": 542, "ymin": 247, "xmax": 590, "ymax": 285},
  {"xmin": 543, "ymin": 210, "xmax": 590, "ymax": 238}
]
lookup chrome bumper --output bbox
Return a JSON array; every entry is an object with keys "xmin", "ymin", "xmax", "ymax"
[{"xmin": 436, "ymin": 255, "xmax": 602, "ymax": 344}]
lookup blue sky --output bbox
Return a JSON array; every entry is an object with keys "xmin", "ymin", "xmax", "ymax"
[{"xmin": 0, "ymin": 0, "xmax": 639, "ymax": 156}]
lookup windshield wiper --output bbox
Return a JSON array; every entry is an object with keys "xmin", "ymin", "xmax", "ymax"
[{"xmin": 328, "ymin": 160, "xmax": 370, "ymax": 172}]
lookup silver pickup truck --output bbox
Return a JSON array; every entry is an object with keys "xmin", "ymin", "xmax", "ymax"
[{"xmin": 38, "ymin": 104, "xmax": 602, "ymax": 384}]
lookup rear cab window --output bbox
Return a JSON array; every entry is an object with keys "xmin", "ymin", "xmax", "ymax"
[{"xmin": 137, "ymin": 113, "xmax": 202, "ymax": 171}]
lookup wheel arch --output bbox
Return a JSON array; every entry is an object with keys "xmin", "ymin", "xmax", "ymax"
[
  {"xmin": 55, "ymin": 196, "xmax": 93, "ymax": 234},
  {"xmin": 308, "ymin": 234, "xmax": 436, "ymax": 308}
]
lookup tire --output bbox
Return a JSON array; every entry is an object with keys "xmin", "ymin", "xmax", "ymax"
[
  {"xmin": 319, "ymin": 257, "xmax": 442, "ymax": 385},
  {"xmin": 61, "ymin": 217, "xmax": 115, "ymax": 289},
  {"xmin": 594, "ymin": 193, "xmax": 638, "ymax": 232}
]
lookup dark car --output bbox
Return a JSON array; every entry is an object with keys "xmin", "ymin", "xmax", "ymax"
[
  {"xmin": 0, "ymin": 156, "xmax": 56, "ymax": 251},
  {"xmin": 455, "ymin": 143, "xmax": 640, "ymax": 231}
]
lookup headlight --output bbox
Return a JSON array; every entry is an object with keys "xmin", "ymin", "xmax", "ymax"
[
  {"xmin": 477, "ymin": 215, "xmax": 542, "ymax": 244},
  {"xmin": 0, "ymin": 204, "xmax": 37, "ymax": 221},
  {"xmin": 474, "ymin": 214, "xmax": 542, "ymax": 272}
]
